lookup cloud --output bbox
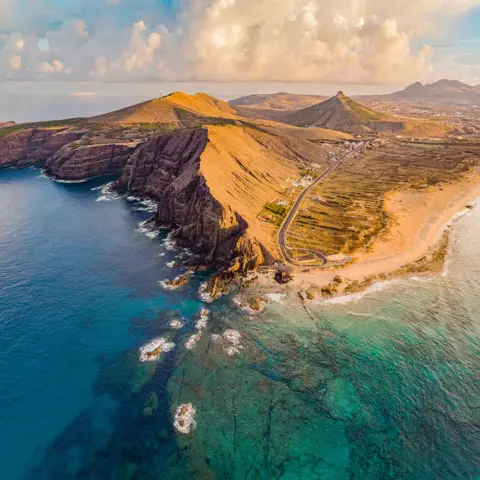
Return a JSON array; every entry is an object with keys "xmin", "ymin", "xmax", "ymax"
[
  {"xmin": 1, "ymin": 0, "xmax": 480, "ymax": 84},
  {"xmin": 41, "ymin": 59, "xmax": 65, "ymax": 73},
  {"xmin": 186, "ymin": 0, "xmax": 480, "ymax": 84},
  {"xmin": 9, "ymin": 54, "xmax": 21, "ymax": 69},
  {"xmin": 90, "ymin": 21, "xmax": 172, "ymax": 80}
]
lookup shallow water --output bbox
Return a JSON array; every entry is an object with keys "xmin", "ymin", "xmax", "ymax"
[{"xmin": 0, "ymin": 169, "xmax": 479, "ymax": 479}]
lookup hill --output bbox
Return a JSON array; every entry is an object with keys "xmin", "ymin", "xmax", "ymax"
[
  {"xmin": 283, "ymin": 91, "xmax": 387, "ymax": 133},
  {"xmin": 358, "ymin": 80, "xmax": 480, "ymax": 106},
  {"xmin": 230, "ymin": 92, "xmax": 327, "ymax": 110},
  {"xmin": 91, "ymin": 92, "xmax": 238, "ymax": 125},
  {"xmin": 283, "ymin": 91, "xmax": 453, "ymax": 136},
  {"xmin": 0, "ymin": 121, "xmax": 15, "ymax": 129},
  {"xmin": 230, "ymin": 92, "xmax": 328, "ymax": 122}
]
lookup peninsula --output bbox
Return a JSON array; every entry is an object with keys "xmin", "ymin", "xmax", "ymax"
[{"xmin": 2, "ymin": 88, "xmax": 480, "ymax": 298}]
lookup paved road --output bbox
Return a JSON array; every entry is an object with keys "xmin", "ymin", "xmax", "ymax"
[{"xmin": 278, "ymin": 145, "xmax": 360, "ymax": 266}]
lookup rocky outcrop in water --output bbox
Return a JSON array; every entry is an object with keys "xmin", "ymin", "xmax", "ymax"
[
  {"xmin": 45, "ymin": 143, "xmax": 135, "ymax": 181},
  {"xmin": 117, "ymin": 128, "xmax": 268, "ymax": 270},
  {"xmin": 0, "ymin": 128, "xmax": 84, "ymax": 168}
]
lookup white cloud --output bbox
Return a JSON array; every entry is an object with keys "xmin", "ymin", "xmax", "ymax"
[
  {"xmin": 41, "ymin": 60, "xmax": 64, "ymax": 73},
  {"xmin": 9, "ymin": 55, "xmax": 21, "ymax": 70},
  {"xmin": 1, "ymin": 0, "xmax": 480, "ymax": 84},
  {"xmin": 186, "ymin": 0, "xmax": 479, "ymax": 84},
  {"xmin": 90, "ymin": 21, "xmax": 168, "ymax": 79},
  {"xmin": 73, "ymin": 20, "xmax": 89, "ymax": 38}
]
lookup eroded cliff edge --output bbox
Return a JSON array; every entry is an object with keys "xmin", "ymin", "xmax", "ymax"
[
  {"xmin": 0, "ymin": 124, "xmax": 322, "ymax": 271},
  {"xmin": 116, "ymin": 128, "xmax": 269, "ymax": 271}
]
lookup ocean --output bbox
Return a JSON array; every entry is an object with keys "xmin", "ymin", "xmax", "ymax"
[{"xmin": 0, "ymin": 126, "xmax": 479, "ymax": 477}]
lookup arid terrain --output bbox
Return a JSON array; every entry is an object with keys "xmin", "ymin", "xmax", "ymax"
[{"xmin": 2, "ymin": 84, "xmax": 480, "ymax": 299}]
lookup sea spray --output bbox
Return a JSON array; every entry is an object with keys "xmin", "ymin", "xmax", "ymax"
[
  {"xmin": 173, "ymin": 404, "xmax": 196, "ymax": 434},
  {"xmin": 139, "ymin": 338, "xmax": 175, "ymax": 362},
  {"xmin": 96, "ymin": 182, "xmax": 122, "ymax": 202}
]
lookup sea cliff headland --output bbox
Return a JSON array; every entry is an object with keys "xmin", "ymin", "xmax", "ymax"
[{"xmin": 2, "ymin": 91, "xmax": 480, "ymax": 300}]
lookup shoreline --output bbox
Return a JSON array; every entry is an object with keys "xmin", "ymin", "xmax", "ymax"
[{"xmin": 251, "ymin": 170, "xmax": 480, "ymax": 303}]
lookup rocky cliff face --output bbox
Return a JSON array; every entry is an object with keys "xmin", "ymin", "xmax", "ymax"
[
  {"xmin": 117, "ymin": 128, "xmax": 267, "ymax": 269},
  {"xmin": 45, "ymin": 143, "xmax": 135, "ymax": 181},
  {"xmin": 0, "ymin": 128, "xmax": 84, "ymax": 168},
  {"xmin": 1, "ymin": 125, "xmax": 273, "ymax": 271}
]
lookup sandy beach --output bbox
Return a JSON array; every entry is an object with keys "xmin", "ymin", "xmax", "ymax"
[{"xmin": 256, "ymin": 168, "xmax": 480, "ymax": 294}]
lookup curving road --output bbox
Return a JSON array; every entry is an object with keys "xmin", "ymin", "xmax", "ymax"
[{"xmin": 278, "ymin": 145, "xmax": 361, "ymax": 266}]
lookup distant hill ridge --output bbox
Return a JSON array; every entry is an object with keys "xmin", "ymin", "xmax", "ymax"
[{"xmin": 358, "ymin": 79, "xmax": 480, "ymax": 106}]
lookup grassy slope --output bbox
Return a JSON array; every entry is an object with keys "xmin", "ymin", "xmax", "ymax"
[{"xmin": 287, "ymin": 140, "xmax": 480, "ymax": 255}]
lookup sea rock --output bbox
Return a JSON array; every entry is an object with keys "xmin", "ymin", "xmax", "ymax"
[
  {"xmin": 248, "ymin": 296, "xmax": 266, "ymax": 311},
  {"xmin": 173, "ymin": 403, "xmax": 196, "ymax": 434},
  {"xmin": 139, "ymin": 337, "xmax": 175, "ymax": 362},
  {"xmin": 0, "ymin": 128, "xmax": 84, "ymax": 168},
  {"xmin": 161, "ymin": 273, "xmax": 190, "ymax": 290},
  {"xmin": 44, "ymin": 143, "xmax": 135, "ymax": 180},
  {"xmin": 169, "ymin": 319, "xmax": 184, "ymax": 329},
  {"xmin": 200, "ymin": 274, "xmax": 233, "ymax": 302}
]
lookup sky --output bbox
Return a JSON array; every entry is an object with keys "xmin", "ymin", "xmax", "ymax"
[{"xmin": 1, "ymin": 0, "xmax": 480, "ymax": 89}]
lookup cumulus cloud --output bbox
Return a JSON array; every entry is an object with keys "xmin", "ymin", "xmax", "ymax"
[
  {"xmin": 90, "ymin": 20, "xmax": 168, "ymax": 79},
  {"xmin": 9, "ymin": 54, "xmax": 21, "ymax": 69},
  {"xmin": 186, "ymin": 0, "xmax": 480, "ymax": 83},
  {"xmin": 1, "ymin": 0, "xmax": 480, "ymax": 84}
]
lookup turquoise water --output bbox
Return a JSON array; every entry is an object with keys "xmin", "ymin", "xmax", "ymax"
[{"xmin": 0, "ymin": 168, "xmax": 479, "ymax": 479}]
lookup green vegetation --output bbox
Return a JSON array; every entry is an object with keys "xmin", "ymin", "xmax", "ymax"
[
  {"xmin": 259, "ymin": 202, "xmax": 289, "ymax": 227},
  {"xmin": 265, "ymin": 202, "xmax": 287, "ymax": 216}
]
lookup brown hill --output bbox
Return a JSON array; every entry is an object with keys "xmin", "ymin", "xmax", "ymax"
[
  {"xmin": 230, "ymin": 92, "xmax": 327, "ymax": 110},
  {"xmin": 230, "ymin": 92, "xmax": 328, "ymax": 122},
  {"xmin": 0, "ymin": 121, "xmax": 15, "ymax": 129},
  {"xmin": 283, "ymin": 91, "xmax": 453, "ymax": 136},
  {"xmin": 284, "ymin": 91, "xmax": 387, "ymax": 133},
  {"xmin": 358, "ymin": 79, "xmax": 480, "ymax": 106},
  {"xmin": 90, "ymin": 92, "xmax": 238, "ymax": 125}
]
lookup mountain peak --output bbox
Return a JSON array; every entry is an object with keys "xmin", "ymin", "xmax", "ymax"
[
  {"xmin": 404, "ymin": 81, "xmax": 424, "ymax": 92},
  {"xmin": 284, "ymin": 91, "xmax": 386, "ymax": 133}
]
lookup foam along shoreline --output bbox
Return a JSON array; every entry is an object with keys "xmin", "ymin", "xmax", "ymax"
[
  {"xmin": 40, "ymin": 169, "xmax": 90, "ymax": 184},
  {"xmin": 256, "ymin": 169, "xmax": 480, "ymax": 297}
]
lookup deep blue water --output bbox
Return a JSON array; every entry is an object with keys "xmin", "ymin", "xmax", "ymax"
[
  {"xmin": 0, "ymin": 169, "xmax": 207, "ymax": 479},
  {"xmin": 0, "ymin": 168, "xmax": 479, "ymax": 480}
]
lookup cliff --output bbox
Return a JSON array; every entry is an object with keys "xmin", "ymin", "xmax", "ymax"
[
  {"xmin": 0, "ymin": 128, "xmax": 84, "ymax": 168},
  {"xmin": 116, "ymin": 128, "xmax": 265, "ymax": 269},
  {"xmin": 117, "ymin": 125, "xmax": 326, "ymax": 270},
  {"xmin": 45, "ymin": 143, "xmax": 135, "ymax": 181},
  {"xmin": 0, "ymin": 121, "xmax": 327, "ymax": 272}
]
